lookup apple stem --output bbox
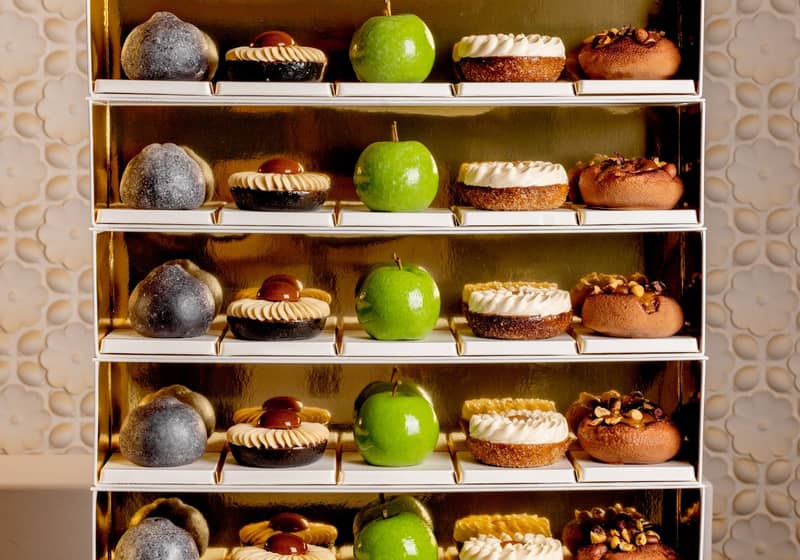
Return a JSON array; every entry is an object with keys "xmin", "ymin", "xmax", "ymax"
[
  {"xmin": 383, "ymin": 0, "xmax": 392, "ymax": 16},
  {"xmin": 378, "ymin": 493, "xmax": 386, "ymax": 503},
  {"xmin": 391, "ymin": 121, "xmax": 399, "ymax": 142},
  {"xmin": 392, "ymin": 381, "xmax": 399, "ymax": 397},
  {"xmin": 393, "ymin": 253, "xmax": 402, "ymax": 271},
  {"xmin": 390, "ymin": 367, "xmax": 400, "ymax": 384}
]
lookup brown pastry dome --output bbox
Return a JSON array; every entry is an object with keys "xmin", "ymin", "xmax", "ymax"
[{"xmin": 578, "ymin": 27, "xmax": 681, "ymax": 80}]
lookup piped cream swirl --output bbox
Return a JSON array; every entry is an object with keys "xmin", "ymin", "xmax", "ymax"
[
  {"xmin": 227, "ymin": 298, "xmax": 330, "ymax": 322},
  {"xmin": 229, "ymin": 545, "xmax": 335, "ymax": 560},
  {"xmin": 453, "ymin": 34, "xmax": 565, "ymax": 62},
  {"xmin": 458, "ymin": 161, "xmax": 567, "ymax": 188},
  {"xmin": 228, "ymin": 171, "xmax": 331, "ymax": 192},
  {"xmin": 460, "ymin": 533, "xmax": 563, "ymax": 560},
  {"xmin": 468, "ymin": 286, "xmax": 571, "ymax": 318},
  {"xmin": 225, "ymin": 45, "xmax": 327, "ymax": 64},
  {"xmin": 469, "ymin": 409, "xmax": 569, "ymax": 445},
  {"xmin": 227, "ymin": 422, "xmax": 329, "ymax": 449}
]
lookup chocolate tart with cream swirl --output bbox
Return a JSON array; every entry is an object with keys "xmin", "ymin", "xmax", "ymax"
[
  {"xmin": 227, "ymin": 274, "xmax": 331, "ymax": 341},
  {"xmin": 225, "ymin": 31, "xmax": 327, "ymax": 82},
  {"xmin": 227, "ymin": 396, "xmax": 330, "ymax": 468},
  {"xmin": 229, "ymin": 158, "xmax": 331, "ymax": 212}
]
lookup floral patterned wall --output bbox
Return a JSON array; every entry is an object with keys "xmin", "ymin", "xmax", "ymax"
[{"xmin": 1, "ymin": 0, "xmax": 799, "ymax": 558}]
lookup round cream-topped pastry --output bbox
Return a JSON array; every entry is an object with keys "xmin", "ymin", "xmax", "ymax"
[
  {"xmin": 460, "ymin": 533, "xmax": 564, "ymax": 560},
  {"xmin": 465, "ymin": 403, "xmax": 573, "ymax": 468},
  {"xmin": 462, "ymin": 281, "xmax": 573, "ymax": 340},
  {"xmin": 457, "ymin": 161, "xmax": 569, "ymax": 211},
  {"xmin": 229, "ymin": 158, "xmax": 331, "ymax": 212},
  {"xmin": 229, "ymin": 533, "xmax": 334, "ymax": 560},
  {"xmin": 227, "ymin": 274, "xmax": 331, "ymax": 341},
  {"xmin": 227, "ymin": 396, "xmax": 330, "ymax": 468},
  {"xmin": 226, "ymin": 30, "xmax": 327, "ymax": 82},
  {"xmin": 453, "ymin": 33, "xmax": 566, "ymax": 82}
]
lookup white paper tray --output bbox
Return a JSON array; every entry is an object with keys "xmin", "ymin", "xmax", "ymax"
[
  {"xmin": 95, "ymin": 204, "xmax": 219, "ymax": 225},
  {"xmin": 339, "ymin": 319, "xmax": 458, "ymax": 357},
  {"xmin": 94, "ymin": 79, "xmax": 214, "ymax": 96},
  {"xmin": 339, "ymin": 452, "xmax": 455, "ymax": 485},
  {"xmin": 335, "ymin": 82, "xmax": 453, "ymax": 97},
  {"xmin": 219, "ymin": 450, "xmax": 337, "ymax": 485},
  {"xmin": 454, "ymin": 452, "xmax": 575, "ymax": 484},
  {"xmin": 215, "ymin": 82, "xmax": 334, "ymax": 97},
  {"xmin": 99, "ymin": 453, "xmax": 219, "ymax": 485},
  {"xmin": 219, "ymin": 322, "xmax": 337, "ymax": 357},
  {"xmin": 455, "ymin": 82, "xmax": 575, "ymax": 97},
  {"xmin": 336, "ymin": 545, "xmax": 449, "ymax": 560},
  {"xmin": 574, "ymin": 329, "xmax": 700, "ymax": 354},
  {"xmin": 578, "ymin": 208, "xmax": 699, "ymax": 225},
  {"xmin": 99, "ymin": 328, "xmax": 223, "ymax": 355},
  {"xmin": 454, "ymin": 207, "xmax": 578, "ymax": 227},
  {"xmin": 571, "ymin": 450, "xmax": 696, "ymax": 482},
  {"xmin": 338, "ymin": 205, "xmax": 455, "ymax": 228},
  {"xmin": 575, "ymin": 79, "xmax": 697, "ymax": 96},
  {"xmin": 218, "ymin": 204, "xmax": 336, "ymax": 227},
  {"xmin": 455, "ymin": 326, "xmax": 578, "ymax": 356}
]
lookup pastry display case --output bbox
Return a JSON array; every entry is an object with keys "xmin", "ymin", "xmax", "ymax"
[{"xmin": 88, "ymin": 1, "xmax": 711, "ymax": 559}]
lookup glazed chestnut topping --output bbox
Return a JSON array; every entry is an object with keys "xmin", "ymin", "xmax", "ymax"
[
  {"xmin": 587, "ymin": 26, "xmax": 666, "ymax": 48},
  {"xmin": 263, "ymin": 395, "xmax": 304, "ymax": 413},
  {"xmin": 257, "ymin": 274, "xmax": 303, "ymax": 302},
  {"xmin": 258, "ymin": 158, "xmax": 305, "ymax": 175},
  {"xmin": 269, "ymin": 512, "xmax": 310, "ymax": 533},
  {"xmin": 251, "ymin": 31, "xmax": 296, "ymax": 48},
  {"xmin": 573, "ymin": 504, "xmax": 661, "ymax": 552},
  {"xmin": 584, "ymin": 390, "xmax": 667, "ymax": 428},
  {"xmin": 258, "ymin": 409, "xmax": 302, "ymax": 430},
  {"xmin": 265, "ymin": 533, "xmax": 308, "ymax": 555}
]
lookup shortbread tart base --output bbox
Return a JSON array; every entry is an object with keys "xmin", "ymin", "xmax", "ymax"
[
  {"xmin": 467, "ymin": 436, "xmax": 571, "ymax": 468},
  {"xmin": 458, "ymin": 182, "xmax": 569, "ymax": 210},
  {"xmin": 465, "ymin": 308, "xmax": 572, "ymax": 340},
  {"xmin": 456, "ymin": 56, "xmax": 565, "ymax": 82}
]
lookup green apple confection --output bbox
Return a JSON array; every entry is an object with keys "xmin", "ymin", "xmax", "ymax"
[{"xmin": 354, "ymin": 496, "xmax": 438, "ymax": 560}]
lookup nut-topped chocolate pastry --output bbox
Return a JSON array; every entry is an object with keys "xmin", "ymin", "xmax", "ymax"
[
  {"xmin": 225, "ymin": 30, "xmax": 327, "ymax": 82},
  {"xmin": 567, "ymin": 390, "xmax": 681, "ymax": 464},
  {"xmin": 577, "ymin": 26, "xmax": 681, "ymax": 80},
  {"xmin": 571, "ymin": 273, "xmax": 684, "ymax": 338},
  {"xmin": 562, "ymin": 504, "xmax": 679, "ymax": 560},
  {"xmin": 462, "ymin": 281, "xmax": 573, "ymax": 340},
  {"xmin": 229, "ymin": 533, "xmax": 335, "ymax": 560},
  {"xmin": 227, "ymin": 396, "xmax": 330, "ymax": 468},
  {"xmin": 228, "ymin": 158, "xmax": 332, "ymax": 212},
  {"xmin": 226, "ymin": 274, "xmax": 332, "ymax": 341},
  {"xmin": 240, "ymin": 513, "xmax": 338, "ymax": 547},
  {"xmin": 571, "ymin": 155, "xmax": 683, "ymax": 210}
]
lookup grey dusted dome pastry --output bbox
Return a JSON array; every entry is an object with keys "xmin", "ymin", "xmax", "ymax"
[{"xmin": 116, "ymin": 517, "xmax": 200, "ymax": 560}]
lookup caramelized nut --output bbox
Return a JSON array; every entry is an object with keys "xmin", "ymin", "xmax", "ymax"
[
  {"xmin": 631, "ymin": 284, "xmax": 645, "ymax": 297},
  {"xmin": 590, "ymin": 527, "xmax": 607, "ymax": 544},
  {"xmin": 635, "ymin": 532, "xmax": 648, "ymax": 546},
  {"xmin": 595, "ymin": 406, "xmax": 611, "ymax": 418},
  {"xmin": 619, "ymin": 542, "xmax": 636, "ymax": 552},
  {"xmin": 664, "ymin": 163, "xmax": 678, "ymax": 177},
  {"xmin": 629, "ymin": 409, "xmax": 644, "ymax": 421},
  {"xmin": 609, "ymin": 536, "xmax": 621, "ymax": 549},
  {"xmin": 635, "ymin": 28, "xmax": 649, "ymax": 43}
]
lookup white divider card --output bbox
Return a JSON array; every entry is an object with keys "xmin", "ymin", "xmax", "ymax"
[
  {"xmin": 578, "ymin": 208, "xmax": 699, "ymax": 226},
  {"xmin": 339, "ymin": 318, "xmax": 458, "ymax": 358},
  {"xmin": 337, "ymin": 205, "xmax": 456, "ymax": 228},
  {"xmin": 453, "ymin": 207, "xmax": 579, "ymax": 227},
  {"xmin": 219, "ymin": 450, "xmax": 337, "ymax": 485},
  {"xmin": 339, "ymin": 452, "xmax": 455, "ymax": 485},
  {"xmin": 219, "ymin": 321, "xmax": 337, "ymax": 357},
  {"xmin": 574, "ymin": 328, "xmax": 700, "ymax": 354},
  {"xmin": 99, "ymin": 328, "xmax": 224, "ymax": 356},
  {"xmin": 94, "ymin": 79, "xmax": 214, "ymax": 96},
  {"xmin": 95, "ymin": 204, "xmax": 221, "ymax": 226},
  {"xmin": 214, "ymin": 82, "xmax": 334, "ymax": 97},
  {"xmin": 335, "ymin": 82, "xmax": 454, "ymax": 97},
  {"xmin": 218, "ymin": 205, "xmax": 336, "ymax": 228},
  {"xmin": 455, "ymin": 325, "xmax": 578, "ymax": 357},
  {"xmin": 454, "ymin": 452, "xmax": 576, "ymax": 484},
  {"xmin": 99, "ymin": 453, "xmax": 220, "ymax": 485},
  {"xmin": 574, "ymin": 79, "xmax": 697, "ymax": 96},
  {"xmin": 570, "ymin": 450, "xmax": 696, "ymax": 482},
  {"xmin": 455, "ymin": 82, "xmax": 576, "ymax": 97}
]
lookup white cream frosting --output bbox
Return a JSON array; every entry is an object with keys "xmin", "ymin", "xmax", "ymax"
[
  {"xmin": 227, "ymin": 297, "xmax": 330, "ymax": 322},
  {"xmin": 469, "ymin": 409, "xmax": 569, "ymax": 445},
  {"xmin": 458, "ymin": 161, "xmax": 567, "ymax": 189},
  {"xmin": 227, "ymin": 422, "xmax": 329, "ymax": 449},
  {"xmin": 460, "ymin": 533, "xmax": 563, "ymax": 560},
  {"xmin": 225, "ymin": 45, "xmax": 327, "ymax": 64},
  {"xmin": 228, "ymin": 171, "xmax": 331, "ymax": 192},
  {"xmin": 229, "ymin": 545, "xmax": 335, "ymax": 560},
  {"xmin": 453, "ymin": 34, "xmax": 565, "ymax": 62},
  {"xmin": 468, "ymin": 286, "xmax": 571, "ymax": 318}
]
